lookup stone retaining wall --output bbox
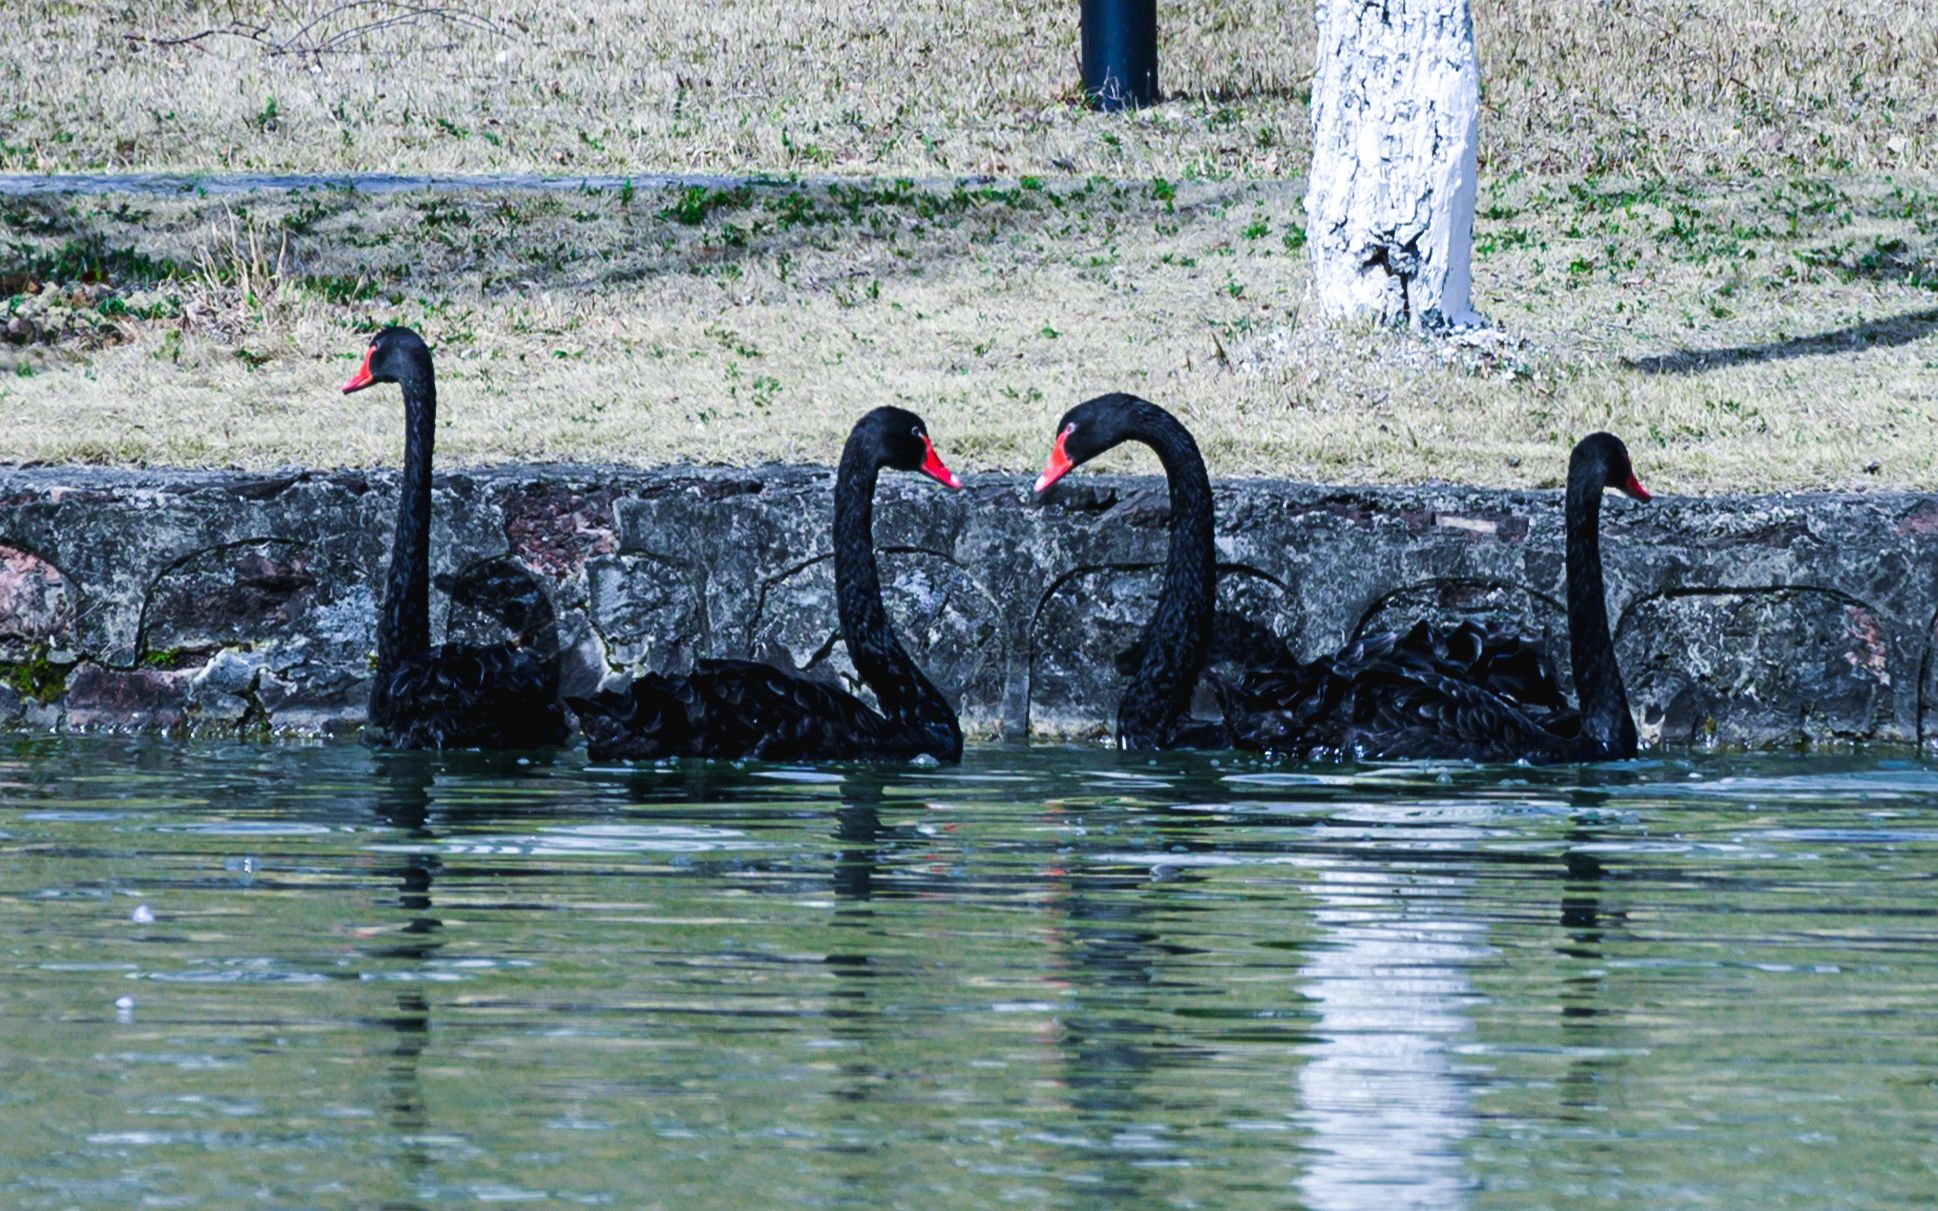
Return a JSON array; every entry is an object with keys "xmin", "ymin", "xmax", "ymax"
[{"xmin": 1, "ymin": 464, "xmax": 1931, "ymax": 749}]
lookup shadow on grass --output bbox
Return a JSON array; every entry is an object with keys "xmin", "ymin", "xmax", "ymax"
[
  {"xmin": 1164, "ymin": 84, "xmax": 1311, "ymax": 105},
  {"xmin": 0, "ymin": 176, "xmax": 1295, "ymax": 310},
  {"xmin": 1625, "ymin": 306, "xmax": 1938, "ymax": 375}
]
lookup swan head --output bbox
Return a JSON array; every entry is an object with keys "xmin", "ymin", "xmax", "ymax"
[
  {"xmin": 863, "ymin": 406, "xmax": 961, "ymax": 489},
  {"xmin": 1574, "ymin": 432, "xmax": 1651, "ymax": 502},
  {"xmin": 342, "ymin": 327, "xmax": 430, "ymax": 394},
  {"xmin": 1035, "ymin": 392, "xmax": 1148, "ymax": 493}
]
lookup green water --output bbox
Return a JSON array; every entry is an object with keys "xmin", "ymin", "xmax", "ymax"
[{"xmin": 1, "ymin": 736, "xmax": 1934, "ymax": 1208}]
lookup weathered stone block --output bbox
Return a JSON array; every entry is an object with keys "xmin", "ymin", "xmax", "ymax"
[
  {"xmin": 255, "ymin": 662, "xmax": 368, "ymax": 736},
  {"xmin": 1623, "ymin": 590, "xmax": 1896, "ymax": 747},
  {"xmin": 142, "ymin": 540, "xmax": 320, "ymax": 656},
  {"xmin": 184, "ymin": 647, "xmax": 271, "ymax": 726},
  {"xmin": 501, "ymin": 481, "xmax": 618, "ymax": 577},
  {"xmin": 586, "ymin": 553, "xmax": 704, "ymax": 672},
  {"xmin": 63, "ymin": 664, "xmax": 193, "ymax": 731},
  {"xmin": 551, "ymin": 613, "xmax": 608, "ymax": 701},
  {"xmin": 193, "ymin": 647, "xmax": 266, "ymax": 698}
]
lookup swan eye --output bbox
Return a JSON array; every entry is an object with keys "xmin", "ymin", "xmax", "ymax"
[{"xmin": 1061, "ymin": 423, "xmax": 1077, "ymax": 439}]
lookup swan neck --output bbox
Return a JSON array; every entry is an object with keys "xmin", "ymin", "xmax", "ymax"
[
  {"xmin": 1119, "ymin": 405, "xmax": 1217, "ymax": 748},
  {"xmin": 380, "ymin": 359, "xmax": 436, "ymax": 672},
  {"xmin": 1151, "ymin": 416, "xmax": 1215, "ymax": 650},
  {"xmin": 1565, "ymin": 468, "xmax": 1634, "ymax": 757},
  {"xmin": 833, "ymin": 448, "xmax": 884, "ymax": 651},
  {"xmin": 833, "ymin": 440, "xmax": 958, "ymax": 749}
]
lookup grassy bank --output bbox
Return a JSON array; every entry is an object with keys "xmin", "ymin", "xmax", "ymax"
[
  {"xmin": 2, "ymin": 171, "xmax": 1934, "ymax": 490},
  {"xmin": 1, "ymin": 2, "xmax": 1934, "ymax": 489},
  {"xmin": 4, "ymin": 2, "xmax": 1932, "ymax": 180}
]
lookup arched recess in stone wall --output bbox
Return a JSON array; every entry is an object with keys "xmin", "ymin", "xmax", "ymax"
[
  {"xmin": 748, "ymin": 547, "xmax": 1005, "ymax": 723},
  {"xmin": 0, "ymin": 542, "xmax": 78, "ymax": 660},
  {"xmin": 1618, "ymin": 586, "xmax": 1899, "ymax": 748},
  {"xmin": 438, "ymin": 555, "xmax": 560, "ymax": 649},
  {"xmin": 1028, "ymin": 563, "xmax": 1296, "ymax": 737},
  {"xmin": 136, "ymin": 538, "xmax": 335, "ymax": 662}
]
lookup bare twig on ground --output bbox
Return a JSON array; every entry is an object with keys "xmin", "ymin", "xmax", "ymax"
[{"xmin": 124, "ymin": 2, "xmax": 512, "ymax": 61}]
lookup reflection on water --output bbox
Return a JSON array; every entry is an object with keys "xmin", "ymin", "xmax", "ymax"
[
  {"xmin": 1295, "ymin": 863, "xmax": 1478, "ymax": 1211},
  {"xmin": 372, "ymin": 755, "xmax": 438, "ymax": 1208},
  {"xmin": 1, "ymin": 738, "xmax": 1936, "ymax": 1208}
]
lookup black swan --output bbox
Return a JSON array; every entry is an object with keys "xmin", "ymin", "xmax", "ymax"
[
  {"xmin": 1220, "ymin": 431, "xmax": 1651, "ymax": 762},
  {"xmin": 342, "ymin": 326, "xmax": 569, "ymax": 750},
  {"xmin": 572, "ymin": 406, "xmax": 965, "ymax": 763},
  {"xmin": 1033, "ymin": 392, "xmax": 1229, "ymax": 749}
]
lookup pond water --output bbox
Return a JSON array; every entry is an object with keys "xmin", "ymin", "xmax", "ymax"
[{"xmin": 1, "ymin": 735, "xmax": 1933, "ymax": 1208}]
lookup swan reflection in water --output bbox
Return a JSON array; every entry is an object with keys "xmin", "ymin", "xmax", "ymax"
[
  {"xmin": 367, "ymin": 751, "xmax": 442, "ymax": 1209},
  {"xmin": 1293, "ymin": 857, "xmax": 1483, "ymax": 1211}
]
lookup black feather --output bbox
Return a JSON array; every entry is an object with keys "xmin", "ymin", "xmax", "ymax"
[{"xmin": 374, "ymin": 642, "xmax": 569, "ymax": 750}]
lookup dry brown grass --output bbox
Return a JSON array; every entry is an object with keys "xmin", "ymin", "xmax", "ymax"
[
  {"xmin": 3, "ymin": 173, "xmax": 1935, "ymax": 491},
  {"xmin": 3, "ymin": 3, "xmax": 1933, "ymax": 489},
  {"xmin": 1, "ymin": 2, "xmax": 1931, "ymax": 179}
]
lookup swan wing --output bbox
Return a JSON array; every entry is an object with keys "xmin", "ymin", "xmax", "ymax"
[
  {"xmin": 576, "ymin": 659, "xmax": 896, "ymax": 761},
  {"xmin": 686, "ymin": 658, "xmax": 890, "ymax": 760},
  {"xmin": 379, "ymin": 643, "xmax": 568, "ymax": 750},
  {"xmin": 1393, "ymin": 621, "xmax": 1569, "ymax": 713},
  {"xmin": 1222, "ymin": 626, "xmax": 1567, "ymax": 762},
  {"xmin": 1342, "ymin": 662, "xmax": 1563, "ymax": 762}
]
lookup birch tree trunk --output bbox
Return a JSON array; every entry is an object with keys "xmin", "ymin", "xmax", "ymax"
[{"xmin": 1306, "ymin": 0, "xmax": 1482, "ymax": 330}]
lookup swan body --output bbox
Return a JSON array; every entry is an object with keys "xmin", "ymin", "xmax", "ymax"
[
  {"xmin": 372, "ymin": 643, "xmax": 569, "ymax": 751},
  {"xmin": 1033, "ymin": 395, "xmax": 1647, "ymax": 762},
  {"xmin": 1216, "ymin": 620, "xmax": 1579, "ymax": 762},
  {"xmin": 573, "ymin": 407, "xmax": 964, "ymax": 763},
  {"xmin": 575, "ymin": 658, "xmax": 943, "ymax": 762},
  {"xmin": 345, "ymin": 327, "xmax": 569, "ymax": 750},
  {"xmin": 1220, "ymin": 433, "xmax": 1649, "ymax": 763}
]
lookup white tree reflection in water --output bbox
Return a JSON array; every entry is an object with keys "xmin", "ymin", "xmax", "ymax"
[{"xmin": 1295, "ymin": 863, "xmax": 1483, "ymax": 1210}]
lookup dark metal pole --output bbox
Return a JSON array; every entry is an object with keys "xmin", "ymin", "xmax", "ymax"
[{"xmin": 1081, "ymin": 0, "xmax": 1157, "ymax": 111}]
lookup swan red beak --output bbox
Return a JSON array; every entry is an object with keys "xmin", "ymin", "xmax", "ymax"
[
  {"xmin": 1620, "ymin": 472, "xmax": 1651, "ymax": 502},
  {"xmin": 1034, "ymin": 425, "xmax": 1075, "ymax": 494},
  {"xmin": 341, "ymin": 346, "xmax": 377, "ymax": 394},
  {"xmin": 920, "ymin": 436, "xmax": 962, "ymax": 489}
]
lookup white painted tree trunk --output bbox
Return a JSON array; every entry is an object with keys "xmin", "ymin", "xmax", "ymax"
[{"xmin": 1306, "ymin": 0, "xmax": 1482, "ymax": 330}]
